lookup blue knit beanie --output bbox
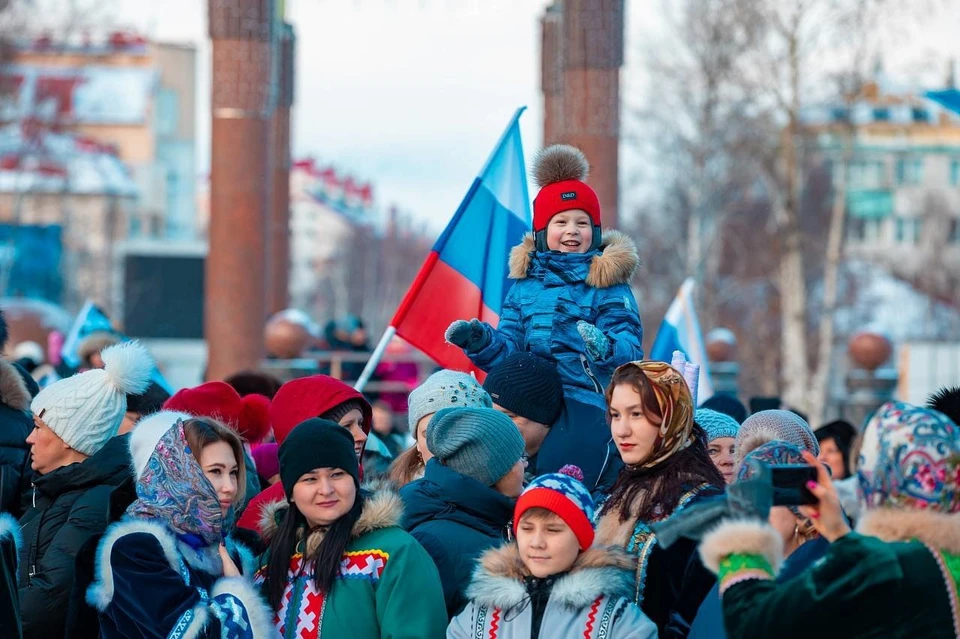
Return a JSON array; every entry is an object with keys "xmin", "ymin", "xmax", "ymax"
[
  {"xmin": 426, "ymin": 406, "xmax": 524, "ymax": 486},
  {"xmin": 407, "ymin": 370, "xmax": 491, "ymax": 431},
  {"xmin": 696, "ymin": 408, "xmax": 740, "ymax": 443}
]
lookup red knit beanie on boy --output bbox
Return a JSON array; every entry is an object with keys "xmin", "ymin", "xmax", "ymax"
[
  {"xmin": 514, "ymin": 465, "xmax": 596, "ymax": 550},
  {"xmin": 531, "ymin": 145, "xmax": 601, "ymax": 243}
]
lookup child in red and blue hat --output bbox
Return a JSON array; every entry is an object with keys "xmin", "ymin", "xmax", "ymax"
[
  {"xmin": 446, "ymin": 144, "xmax": 643, "ymax": 409},
  {"xmin": 448, "ymin": 465, "xmax": 656, "ymax": 638},
  {"xmin": 446, "ymin": 145, "xmax": 642, "ymax": 489}
]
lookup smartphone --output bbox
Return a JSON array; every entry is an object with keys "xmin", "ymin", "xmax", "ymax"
[{"xmin": 770, "ymin": 465, "xmax": 818, "ymax": 506}]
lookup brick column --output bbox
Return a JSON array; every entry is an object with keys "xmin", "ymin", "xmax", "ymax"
[
  {"xmin": 540, "ymin": 3, "xmax": 564, "ymax": 146},
  {"xmin": 561, "ymin": 0, "xmax": 624, "ymax": 229},
  {"xmin": 267, "ymin": 22, "xmax": 294, "ymax": 315},
  {"xmin": 206, "ymin": 0, "xmax": 274, "ymax": 380}
]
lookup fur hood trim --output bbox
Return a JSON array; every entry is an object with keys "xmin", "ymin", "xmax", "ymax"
[
  {"xmin": 88, "ymin": 519, "xmax": 185, "ymax": 610},
  {"xmin": 857, "ymin": 508, "xmax": 960, "ymax": 554},
  {"xmin": 699, "ymin": 519, "xmax": 784, "ymax": 576},
  {"xmin": 508, "ymin": 230, "xmax": 639, "ymax": 288},
  {"xmin": 259, "ymin": 486, "xmax": 405, "ymax": 545},
  {"xmin": 465, "ymin": 543, "xmax": 636, "ymax": 610},
  {"xmin": 0, "ymin": 359, "xmax": 31, "ymax": 411}
]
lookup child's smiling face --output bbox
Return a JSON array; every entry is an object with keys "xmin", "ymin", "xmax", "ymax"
[{"xmin": 545, "ymin": 210, "xmax": 592, "ymax": 253}]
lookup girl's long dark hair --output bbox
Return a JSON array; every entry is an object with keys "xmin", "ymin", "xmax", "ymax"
[
  {"xmin": 265, "ymin": 487, "xmax": 365, "ymax": 610},
  {"xmin": 601, "ymin": 367, "xmax": 724, "ymax": 523},
  {"xmin": 601, "ymin": 424, "xmax": 724, "ymax": 522}
]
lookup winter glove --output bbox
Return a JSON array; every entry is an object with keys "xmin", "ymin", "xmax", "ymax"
[
  {"xmin": 671, "ymin": 350, "xmax": 702, "ymax": 407},
  {"xmin": 577, "ymin": 321, "xmax": 611, "ymax": 361},
  {"xmin": 445, "ymin": 319, "xmax": 491, "ymax": 351}
]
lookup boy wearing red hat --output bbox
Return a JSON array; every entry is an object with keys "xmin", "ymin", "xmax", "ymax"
[
  {"xmin": 448, "ymin": 466, "xmax": 656, "ymax": 638},
  {"xmin": 446, "ymin": 144, "xmax": 643, "ymax": 416}
]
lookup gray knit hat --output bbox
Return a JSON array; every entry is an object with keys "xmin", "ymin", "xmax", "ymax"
[
  {"xmin": 696, "ymin": 408, "xmax": 740, "ymax": 443},
  {"xmin": 407, "ymin": 370, "xmax": 491, "ymax": 431},
  {"xmin": 426, "ymin": 406, "xmax": 524, "ymax": 486},
  {"xmin": 734, "ymin": 409, "xmax": 819, "ymax": 470}
]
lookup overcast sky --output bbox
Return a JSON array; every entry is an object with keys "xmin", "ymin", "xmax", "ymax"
[{"xmin": 106, "ymin": 0, "xmax": 960, "ymax": 232}]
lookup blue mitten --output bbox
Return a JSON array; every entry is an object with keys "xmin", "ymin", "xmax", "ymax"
[
  {"xmin": 445, "ymin": 319, "xmax": 491, "ymax": 351},
  {"xmin": 577, "ymin": 321, "xmax": 610, "ymax": 360}
]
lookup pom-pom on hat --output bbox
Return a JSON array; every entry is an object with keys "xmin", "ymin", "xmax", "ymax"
[
  {"xmin": 514, "ymin": 465, "xmax": 596, "ymax": 550},
  {"xmin": 164, "ymin": 381, "xmax": 271, "ymax": 444},
  {"xmin": 857, "ymin": 401, "xmax": 960, "ymax": 513},
  {"xmin": 532, "ymin": 145, "xmax": 601, "ymax": 232},
  {"xmin": 32, "ymin": 341, "xmax": 153, "ymax": 456}
]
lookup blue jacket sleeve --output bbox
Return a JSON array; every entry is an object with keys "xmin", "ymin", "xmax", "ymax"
[
  {"xmin": 464, "ymin": 284, "xmax": 523, "ymax": 372},
  {"xmin": 592, "ymin": 284, "xmax": 644, "ymax": 366},
  {"xmin": 101, "ymin": 533, "xmax": 268, "ymax": 639}
]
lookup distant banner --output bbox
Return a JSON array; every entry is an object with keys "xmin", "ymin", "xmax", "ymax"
[{"xmin": 0, "ymin": 224, "xmax": 62, "ymax": 302}]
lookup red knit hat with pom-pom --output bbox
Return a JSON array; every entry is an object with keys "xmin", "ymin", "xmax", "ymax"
[
  {"xmin": 513, "ymin": 464, "xmax": 596, "ymax": 550},
  {"xmin": 531, "ymin": 145, "xmax": 601, "ymax": 232},
  {"xmin": 164, "ymin": 381, "xmax": 271, "ymax": 444}
]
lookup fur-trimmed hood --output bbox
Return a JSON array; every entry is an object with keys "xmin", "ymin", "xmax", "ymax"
[
  {"xmin": 465, "ymin": 542, "xmax": 636, "ymax": 611},
  {"xmin": 259, "ymin": 486, "xmax": 405, "ymax": 553},
  {"xmin": 857, "ymin": 508, "xmax": 960, "ymax": 554},
  {"xmin": 0, "ymin": 358, "xmax": 32, "ymax": 411},
  {"xmin": 508, "ymin": 230, "xmax": 639, "ymax": 288}
]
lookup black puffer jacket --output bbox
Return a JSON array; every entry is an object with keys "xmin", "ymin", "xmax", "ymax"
[
  {"xmin": 17, "ymin": 433, "xmax": 132, "ymax": 639},
  {"xmin": 0, "ymin": 359, "xmax": 37, "ymax": 517}
]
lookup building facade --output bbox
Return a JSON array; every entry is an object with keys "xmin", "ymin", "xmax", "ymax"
[{"xmin": 802, "ymin": 75, "xmax": 960, "ymax": 279}]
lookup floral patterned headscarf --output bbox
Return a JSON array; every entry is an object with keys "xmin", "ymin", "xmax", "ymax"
[
  {"xmin": 126, "ymin": 419, "xmax": 224, "ymax": 547},
  {"xmin": 618, "ymin": 361, "xmax": 696, "ymax": 469},
  {"xmin": 858, "ymin": 401, "xmax": 960, "ymax": 514}
]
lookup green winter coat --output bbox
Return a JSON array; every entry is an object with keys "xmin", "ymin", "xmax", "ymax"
[
  {"xmin": 256, "ymin": 487, "xmax": 448, "ymax": 639},
  {"xmin": 699, "ymin": 509, "xmax": 960, "ymax": 639}
]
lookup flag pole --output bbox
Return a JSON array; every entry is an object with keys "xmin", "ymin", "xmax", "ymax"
[{"xmin": 354, "ymin": 325, "xmax": 396, "ymax": 392}]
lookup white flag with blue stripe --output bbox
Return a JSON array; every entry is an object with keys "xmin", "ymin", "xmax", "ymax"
[{"xmin": 650, "ymin": 278, "xmax": 714, "ymax": 404}]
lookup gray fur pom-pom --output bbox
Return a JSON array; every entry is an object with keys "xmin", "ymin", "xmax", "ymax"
[{"xmin": 532, "ymin": 144, "xmax": 589, "ymax": 188}]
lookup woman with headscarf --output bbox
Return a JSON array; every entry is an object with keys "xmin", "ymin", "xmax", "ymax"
[
  {"xmin": 87, "ymin": 411, "xmax": 271, "ymax": 638},
  {"xmin": 699, "ymin": 401, "xmax": 960, "ymax": 638},
  {"xmin": 594, "ymin": 361, "xmax": 725, "ymax": 638}
]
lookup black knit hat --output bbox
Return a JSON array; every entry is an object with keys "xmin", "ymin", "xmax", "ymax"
[
  {"xmin": 278, "ymin": 418, "xmax": 360, "ymax": 499},
  {"xmin": 126, "ymin": 381, "xmax": 172, "ymax": 416},
  {"xmin": 482, "ymin": 353, "xmax": 563, "ymax": 426}
]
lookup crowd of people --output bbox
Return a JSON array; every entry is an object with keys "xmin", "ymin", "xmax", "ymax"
[{"xmin": 0, "ymin": 144, "xmax": 958, "ymax": 639}]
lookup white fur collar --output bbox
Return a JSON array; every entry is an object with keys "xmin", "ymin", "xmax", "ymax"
[
  {"xmin": 857, "ymin": 508, "xmax": 960, "ymax": 553},
  {"xmin": 0, "ymin": 512, "xmax": 21, "ymax": 555},
  {"xmin": 465, "ymin": 543, "xmax": 636, "ymax": 610}
]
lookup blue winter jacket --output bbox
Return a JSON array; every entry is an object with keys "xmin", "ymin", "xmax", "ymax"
[{"xmin": 465, "ymin": 231, "xmax": 644, "ymax": 411}]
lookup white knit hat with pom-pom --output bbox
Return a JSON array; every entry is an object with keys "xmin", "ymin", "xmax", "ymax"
[{"xmin": 32, "ymin": 341, "xmax": 154, "ymax": 456}]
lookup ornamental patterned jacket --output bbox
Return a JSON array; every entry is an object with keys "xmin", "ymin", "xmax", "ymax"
[
  {"xmin": 447, "ymin": 542, "xmax": 657, "ymax": 639},
  {"xmin": 255, "ymin": 487, "xmax": 448, "ymax": 639},
  {"xmin": 594, "ymin": 482, "xmax": 722, "ymax": 639}
]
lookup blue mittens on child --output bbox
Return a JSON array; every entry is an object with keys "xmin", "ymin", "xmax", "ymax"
[
  {"xmin": 576, "ymin": 321, "xmax": 610, "ymax": 361},
  {"xmin": 446, "ymin": 319, "xmax": 492, "ymax": 351}
]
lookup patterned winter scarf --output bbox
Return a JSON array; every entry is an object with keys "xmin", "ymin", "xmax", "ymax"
[
  {"xmin": 126, "ymin": 419, "xmax": 224, "ymax": 547},
  {"xmin": 633, "ymin": 361, "xmax": 695, "ymax": 469}
]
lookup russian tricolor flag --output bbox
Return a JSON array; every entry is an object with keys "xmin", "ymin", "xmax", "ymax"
[
  {"xmin": 389, "ymin": 108, "xmax": 531, "ymax": 374},
  {"xmin": 650, "ymin": 278, "xmax": 714, "ymax": 404}
]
